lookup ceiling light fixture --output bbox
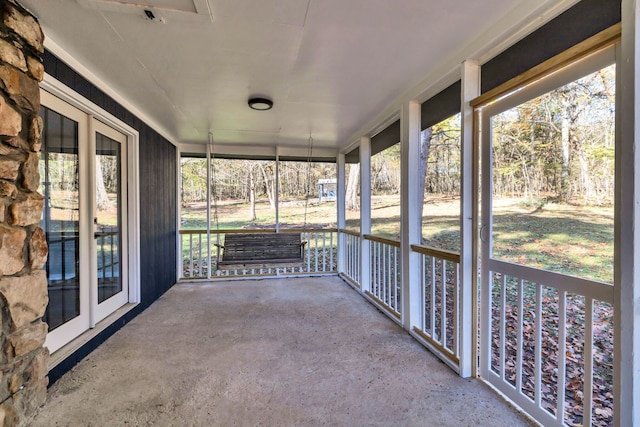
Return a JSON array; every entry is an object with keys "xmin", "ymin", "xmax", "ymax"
[{"xmin": 248, "ymin": 97, "xmax": 273, "ymax": 111}]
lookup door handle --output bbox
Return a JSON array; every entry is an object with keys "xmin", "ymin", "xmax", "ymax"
[{"xmin": 480, "ymin": 224, "xmax": 488, "ymax": 243}]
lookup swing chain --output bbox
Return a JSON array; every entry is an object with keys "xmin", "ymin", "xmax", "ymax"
[
  {"xmin": 303, "ymin": 134, "xmax": 313, "ymax": 229},
  {"xmin": 209, "ymin": 132, "xmax": 220, "ymax": 234}
]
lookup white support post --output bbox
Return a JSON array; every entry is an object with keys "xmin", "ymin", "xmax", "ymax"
[
  {"xmin": 88, "ymin": 116, "xmax": 97, "ymax": 327},
  {"xmin": 616, "ymin": 3, "xmax": 640, "ymax": 425},
  {"xmin": 275, "ymin": 146, "xmax": 280, "ymax": 233},
  {"xmin": 337, "ymin": 152, "xmax": 346, "ymax": 273},
  {"xmin": 360, "ymin": 137, "xmax": 372, "ymax": 293},
  {"xmin": 460, "ymin": 60, "xmax": 480, "ymax": 378},
  {"xmin": 176, "ymin": 148, "xmax": 182, "ymax": 279},
  {"xmin": 206, "ymin": 138, "xmax": 211, "ymax": 279},
  {"xmin": 400, "ymin": 101, "xmax": 421, "ymax": 331}
]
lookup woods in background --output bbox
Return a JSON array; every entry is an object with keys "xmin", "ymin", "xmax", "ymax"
[
  {"xmin": 181, "ymin": 157, "xmax": 336, "ymax": 210},
  {"xmin": 181, "ymin": 65, "xmax": 614, "ymax": 221},
  {"xmin": 491, "ymin": 65, "xmax": 615, "ymax": 206}
]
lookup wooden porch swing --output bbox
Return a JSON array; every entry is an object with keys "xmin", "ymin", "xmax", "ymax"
[
  {"xmin": 215, "ymin": 232, "xmax": 306, "ymax": 269},
  {"xmin": 209, "ymin": 133, "xmax": 314, "ymax": 270}
]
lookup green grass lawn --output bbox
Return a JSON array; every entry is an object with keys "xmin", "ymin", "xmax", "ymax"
[
  {"xmin": 181, "ymin": 194, "xmax": 614, "ymax": 283},
  {"xmin": 181, "ymin": 197, "xmax": 338, "ymax": 230},
  {"xmin": 490, "ymin": 198, "xmax": 613, "ymax": 283}
]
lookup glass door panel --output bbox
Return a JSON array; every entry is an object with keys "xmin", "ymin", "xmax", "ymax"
[
  {"xmin": 93, "ymin": 119, "xmax": 128, "ymax": 323},
  {"xmin": 95, "ymin": 133, "xmax": 122, "ymax": 303},
  {"xmin": 40, "ymin": 106, "xmax": 80, "ymax": 329},
  {"xmin": 40, "ymin": 90, "xmax": 90, "ymax": 353}
]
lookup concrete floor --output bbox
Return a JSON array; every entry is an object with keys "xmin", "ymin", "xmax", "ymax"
[{"xmin": 32, "ymin": 276, "xmax": 534, "ymax": 427}]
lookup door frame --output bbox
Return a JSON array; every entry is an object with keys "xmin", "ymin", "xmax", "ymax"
[
  {"xmin": 41, "ymin": 75, "xmax": 140, "ymax": 353},
  {"xmin": 92, "ymin": 118, "xmax": 129, "ymax": 324}
]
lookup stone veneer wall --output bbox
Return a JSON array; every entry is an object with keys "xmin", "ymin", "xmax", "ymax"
[{"xmin": 0, "ymin": 1, "xmax": 48, "ymax": 426}]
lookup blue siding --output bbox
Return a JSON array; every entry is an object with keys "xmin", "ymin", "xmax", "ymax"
[
  {"xmin": 43, "ymin": 50, "xmax": 178, "ymax": 384},
  {"xmin": 481, "ymin": 0, "xmax": 621, "ymax": 93}
]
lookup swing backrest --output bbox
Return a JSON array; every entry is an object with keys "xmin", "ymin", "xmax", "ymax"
[{"xmin": 218, "ymin": 233, "xmax": 305, "ymax": 266}]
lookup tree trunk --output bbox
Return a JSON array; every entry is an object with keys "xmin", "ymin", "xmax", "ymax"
[
  {"xmin": 95, "ymin": 155, "xmax": 111, "ymax": 211},
  {"xmin": 560, "ymin": 117, "xmax": 570, "ymax": 198},
  {"xmin": 258, "ymin": 163, "xmax": 276, "ymax": 210},
  {"xmin": 560, "ymin": 99, "xmax": 571, "ymax": 201},
  {"xmin": 418, "ymin": 128, "xmax": 432, "ymax": 221},
  {"xmin": 345, "ymin": 165, "xmax": 360, "ymax": 211},
  {"xmin": 248, "ymin": 167, "xmax": 256, "ymax": 221}
]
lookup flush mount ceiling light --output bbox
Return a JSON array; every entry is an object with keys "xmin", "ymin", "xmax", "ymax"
[{"xmin": 248, "ymin": 97, "xmax": 273, "ymax": 111}]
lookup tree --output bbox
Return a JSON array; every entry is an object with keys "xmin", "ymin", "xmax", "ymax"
[
  {"xmin": 180, "ymin": 158, "xmax": 207, "ymax": 205},
  {"xmin": 345, "ymin": 165, "xmax": 359, "ymax": 211},
  {"xmin": 560, "ymin": 99, "xmax": 571, "ymax": 201},
  {"xmin": 489, "ymin": 66, "xmax": 615, "ymax": 205},
  {"xmin": 258, "ymin": 163, "xmax": 276, "ymax": 210},
  {"xmin": 418, "ymin": 127, "xmax": 432, "ymax": 220},
  {"xmin": 248, "ymin": 165, "xmax": 257, "ymax": 221},
  {"xmin": 95, "ymin": 156, "xmax": 111, "ymax": 211}
]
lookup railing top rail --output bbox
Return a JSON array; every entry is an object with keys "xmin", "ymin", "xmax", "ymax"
[
  {"xmin": 339, "ymin": 229, "xmax": 361, "ymax": 237},
  {"xmin": 487, "ymin": 258, "xmax": 614, "ymax": 303},
  {"xmin": 278, "ymin": 228, "xmax": 337, "ymax": 233},
  {"xmin": 410, "ymin": 244, "xmax": 460, "ymax": 263},
  {"xmin": 179, "ymin": 228, "xmax": 337, "ymax": 235},
  {"xmin": 218, "ymin": 228, "xmax": 275, "ymax": 234},
  {"xmin": 94, "ymin": 231, "xmax": 119, "ymax": 237},
  {"xmin": 179, "ymin": 229, "xmax": 215, "ymax": 235},
  {"xmin": 44, "ymin": 231, "xmax": 79, "ymax": 236},
  {"xmin": 363, "ymin": 234, "xmax": 401, "ymax": 247}
]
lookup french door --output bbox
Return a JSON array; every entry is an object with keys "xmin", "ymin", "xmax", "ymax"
[{"xmin": 40, "ymin": 89, "xmax": 129, "ymax": 353}]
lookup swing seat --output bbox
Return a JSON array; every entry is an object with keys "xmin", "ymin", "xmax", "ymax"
[{"xmin": 215, "ymin": 233, "xmax": 306, "ymax": 269}]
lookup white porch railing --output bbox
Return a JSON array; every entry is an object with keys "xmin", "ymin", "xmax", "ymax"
[
  {"xmin": 180, "ymin": 228, "xmax": 337, "ymax": 278},
  {"xmin": 182, "ymin": 226, "xmax": 615, "ymax": 427},
  {"xmin": 481, "ymin": 260, "xmax": 614, "ymax": 427},
  {"xmin": 411, "ymin": 244, "xmax": 461, "ymax": 368},
  {"xmin": 340, "ymin": 229, "xmax": 361, "ymax": 286},
  {"xmin": 181, "ymin": 230, "xmax": 212, "ymax": 278},
  {"xmin": 364, "ymin": 235, "xmax": 401, "ymax": 319}
]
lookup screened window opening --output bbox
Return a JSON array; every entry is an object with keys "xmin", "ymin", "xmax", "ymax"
[
  {"xmin": 345, "ymin": 162, "xmax": 361, "ymax": 232},
  {"xmin": 420, "ymin": 113, "xmax": 461, "ymax": 253},
  {"xmin": 179, "ymin": 157, "xmax": 208, "ymax": 230},
  {"xmin": 278, "ymin": 160, "xmax": 336, "ymax": 228},
  {"xmin": 370, "ymin": 142, "xmax": 400, "ymax": 239},
  {"xmin": 489, "ymin": 64, "xmax": 615, "ymax": 284}
]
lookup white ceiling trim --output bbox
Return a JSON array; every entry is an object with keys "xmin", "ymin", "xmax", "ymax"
[
  {"xmin": 179, "ymin": 141, "xmax": 337, "ymax": 159},
  {"xmin": 43, "ymin": 33, "xmax": 180, "ymax": 147}
]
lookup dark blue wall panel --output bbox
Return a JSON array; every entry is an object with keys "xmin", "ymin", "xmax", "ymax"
[
  {"xmin": 43, "ymin": 50, "xmax": 177, "ymax": 384},
  {"xmin": 481, "ymin": 0, "xmax": 621, "ymax": 93}
]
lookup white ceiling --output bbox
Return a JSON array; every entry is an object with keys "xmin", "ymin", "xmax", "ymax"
[{"xmin": 20, "ymin": 0, "xmax": 572, "ymax": 153}]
